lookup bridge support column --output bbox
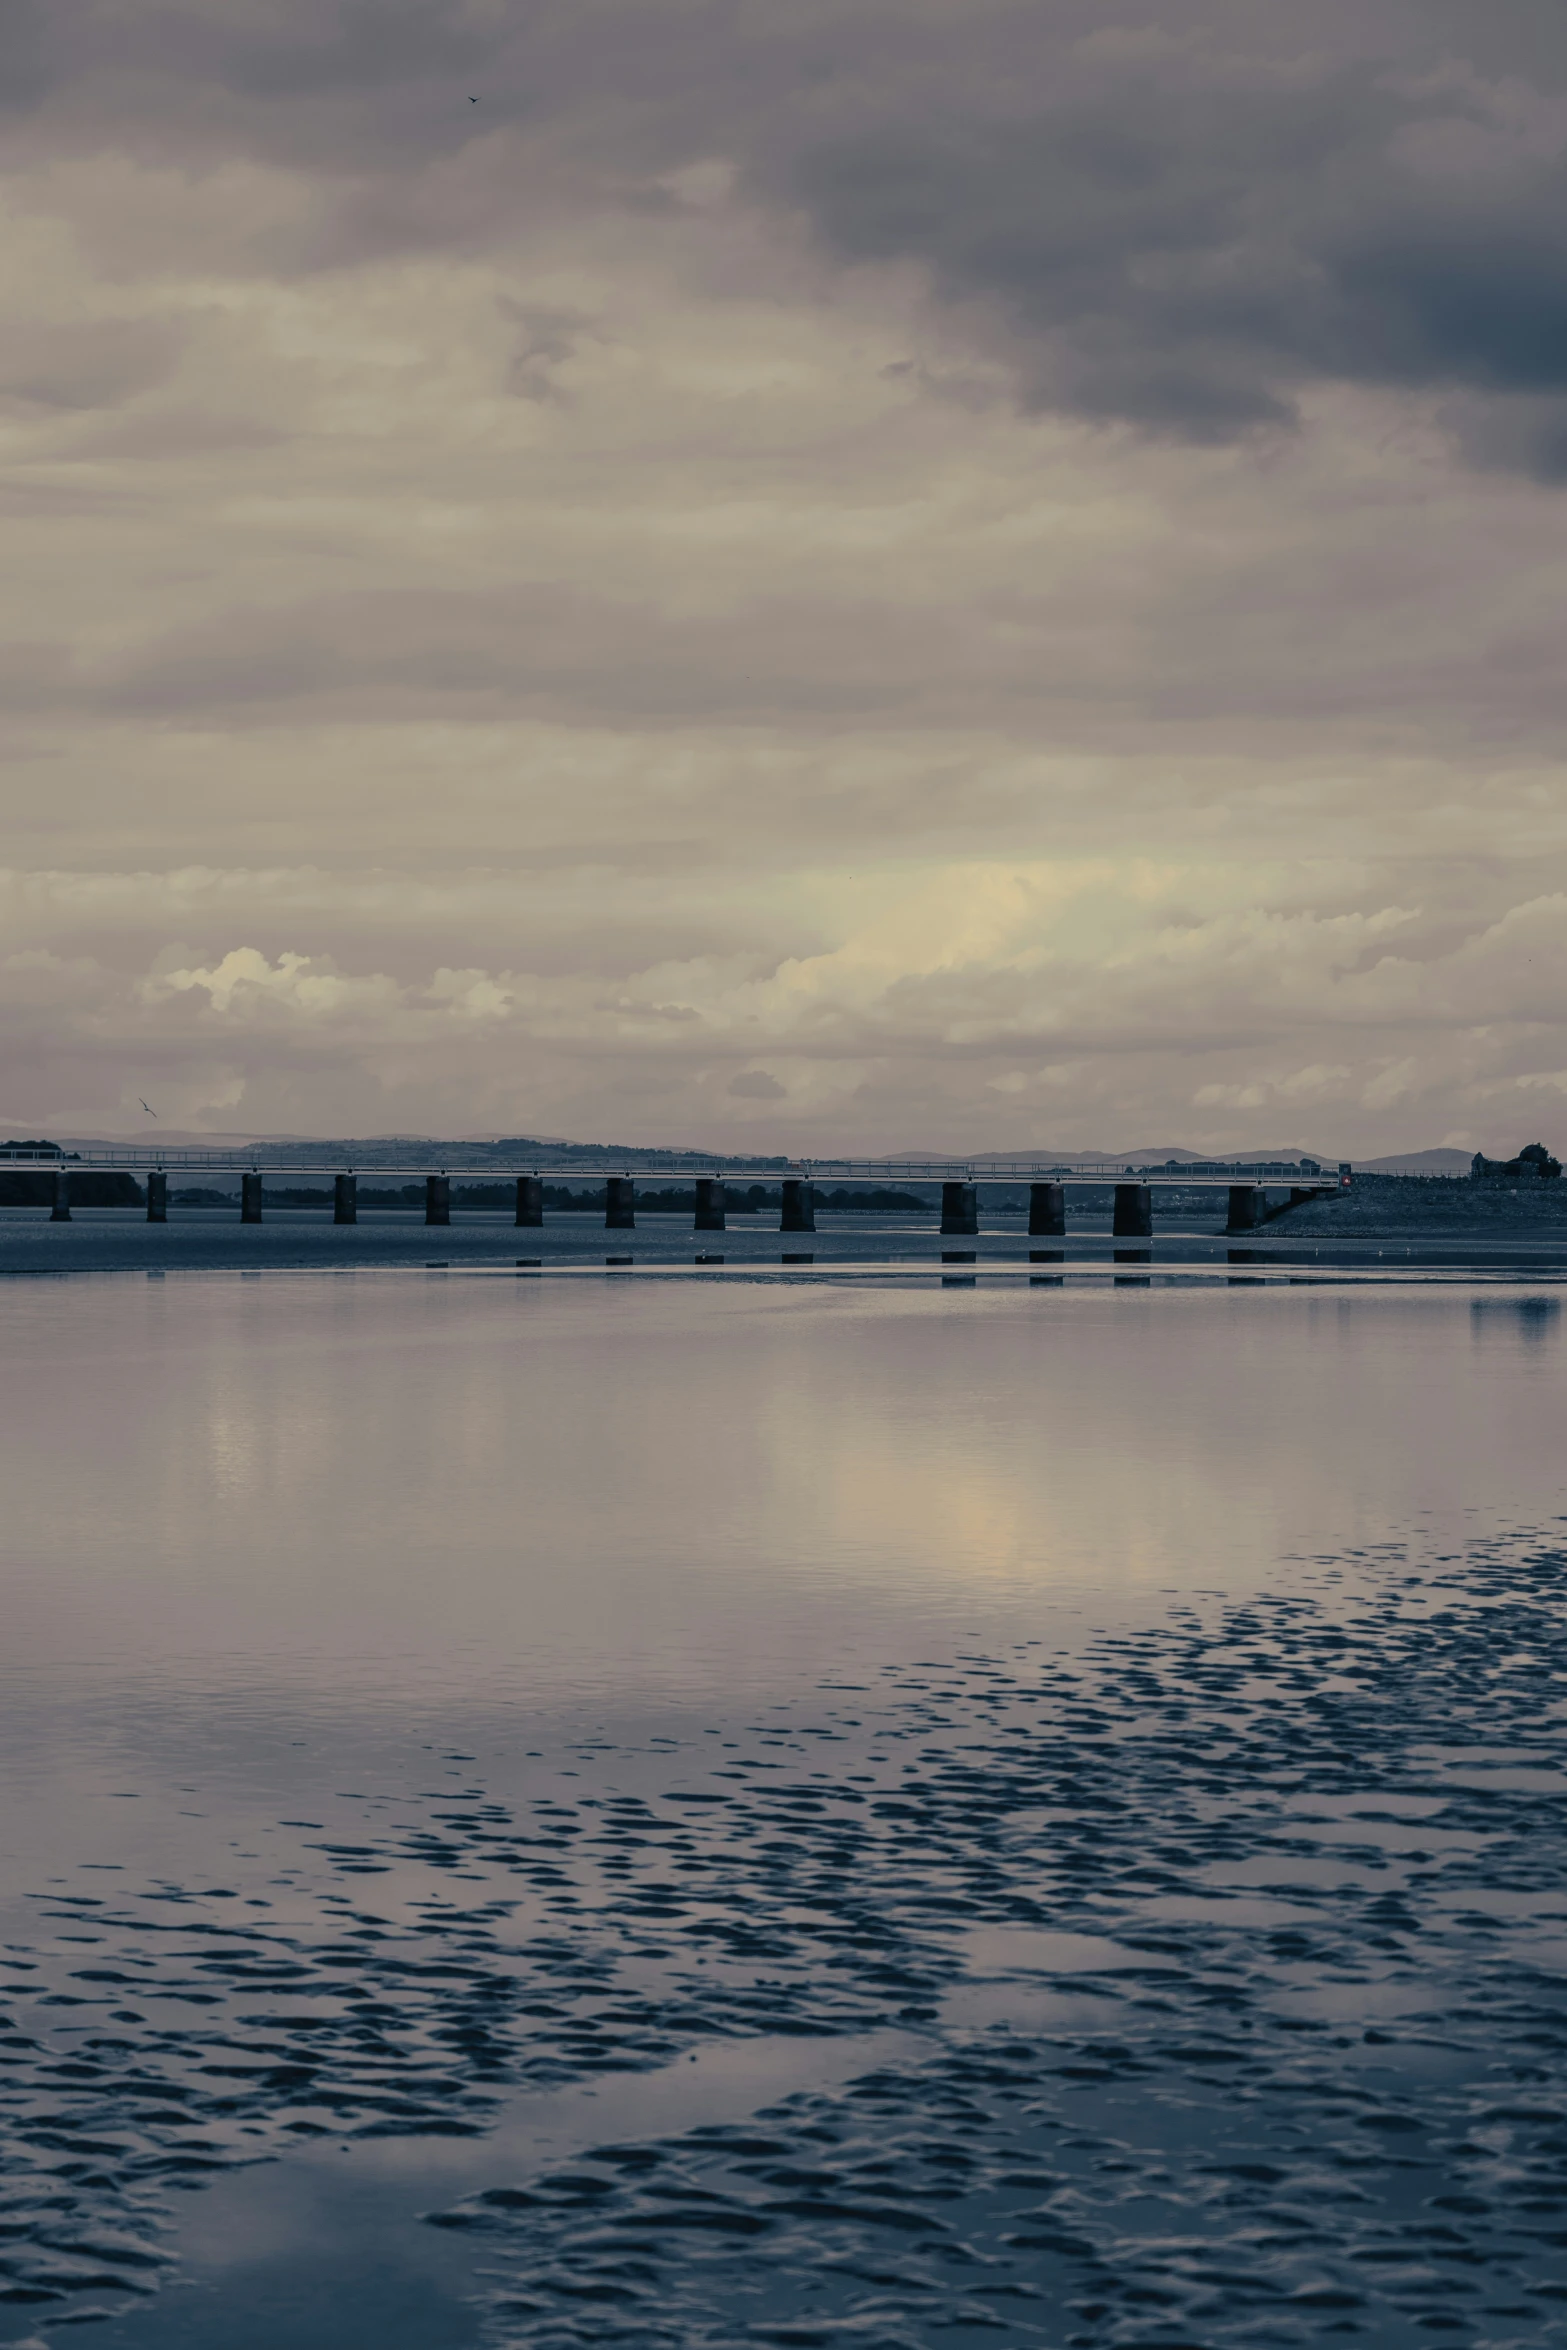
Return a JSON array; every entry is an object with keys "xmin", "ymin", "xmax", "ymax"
[
  {"xmin": 1028, "ymin": 1181, "xmax": 1066, "ymax": 1237},
  {"xmin": 146, "ymin": 1170, "xmax": 167, "ymax": 1223},
  {"xmin": 516, "ymin": 1176, "xmax": 544, "ymax": 1228},
  {"xmin": 605, "ymin": 1177, "xmax": 636, "ymax": 1230},
  {"xmin": 940, "ymin": 1181, "xmax": 978, "ymax": 1236},
  {"xmin": 426, "ymin": 1174, "xmax": 450, "ymax": 1227},
  {"xmin": 780, "ymin": 1178, "xmax": 815, "ymax": 1232},
  {"xmin": 1112, "ymin": 1182, "xmax": 1152, "ymax": 1238},
  {"xmin": 49, "ymin": 1169, "xmax": 71, "ymax": 1222},
  {"xmin": 1227, "ymin": 1185, "xmax": 1261, "ymax": 1232},
  {"xmin": 694, "ymin": 1178, "xmax": 726, "ymax": 1232},
  {"xmin": 241, "ymin": 1172, "xmax": 263, "ymax": 1224},
  {"xmin": 334, "ymin": 1172, "xmax": 357, "ymax": 1225}
]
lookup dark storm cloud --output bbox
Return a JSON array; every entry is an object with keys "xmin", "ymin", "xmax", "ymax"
[
  {"xmin": 774, "ymin": 49, "xmax": 1567, "ymax": 468},
  {"xmin": 13, "ymin": 2, "xmax": 1567, "ymax": 470},
  {"xmin": 786, "ymin": 87, "xmax": 1543, "ymax": 434}
]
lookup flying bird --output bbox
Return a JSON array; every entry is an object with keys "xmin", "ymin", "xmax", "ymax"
[
  {"xmin": 469, "ymin": 94, "xmax": 478, "ymax": 102},
  {"xmin": 139, "ymin": 1099, "xmax": 158, "ymax": 1118}
]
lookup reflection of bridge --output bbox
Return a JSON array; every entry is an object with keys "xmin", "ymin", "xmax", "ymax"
[{"xmin": 22, "ymin": 1154, "xmax": 1350, "ymax": 1237}]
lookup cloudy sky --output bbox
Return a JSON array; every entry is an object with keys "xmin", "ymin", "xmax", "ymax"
[{"xmin": 4, "ymin": 0, "xmax": 1567, "ymax": 1152}]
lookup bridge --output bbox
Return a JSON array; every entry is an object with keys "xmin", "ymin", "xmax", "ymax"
[{"xmin": 6, "ymin": 1150, "xmax": 1351, "ymax": 1237}]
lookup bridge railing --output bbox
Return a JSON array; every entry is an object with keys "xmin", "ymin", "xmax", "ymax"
[{"xmin": 28, "ymin": 1158, "xmax": 1348, "ymax": 1186}]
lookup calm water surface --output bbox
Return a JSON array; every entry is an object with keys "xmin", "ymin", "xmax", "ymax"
[{"xmin": 1, "ymin": 1274, "xmax": 1564, "ymax": 2346}]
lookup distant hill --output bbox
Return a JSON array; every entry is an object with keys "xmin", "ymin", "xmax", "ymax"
[
  {"xmin": 1356, "ymin": 1149, "xmax": 1476, "ymax": 1174},
  {"xmin": 879, "ymin": 1144, "xmax": 1336, "ymax": 1170},
  {"xmin": 48, "ymin": 1131, "xmax": 1529, "ymax": 1177}
]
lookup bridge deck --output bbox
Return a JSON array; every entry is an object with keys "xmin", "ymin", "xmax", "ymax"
[{"xmin": 5, "ymin": 1154, "xmax": 1343, "ymax": 1188}]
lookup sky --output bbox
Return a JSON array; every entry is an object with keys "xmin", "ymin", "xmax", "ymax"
[{"xmin": 3, "ymin": 0, "xmax": 1567, "ymax": 1154}]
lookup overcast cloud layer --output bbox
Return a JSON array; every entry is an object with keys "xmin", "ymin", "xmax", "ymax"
[{"xmin": 4, "ymin": 0, "xmax": 1567, "ymax": 1152}]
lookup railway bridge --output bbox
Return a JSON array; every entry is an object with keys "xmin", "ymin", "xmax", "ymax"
[{"xmin": 6, "ymin": 1149, "xmax": 1350, "ymax": 1238}]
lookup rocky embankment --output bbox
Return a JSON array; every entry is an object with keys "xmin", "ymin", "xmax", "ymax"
[{"xmin": 1280, "ymin": 1173, "xmax": 1567, "ymax": 1235}]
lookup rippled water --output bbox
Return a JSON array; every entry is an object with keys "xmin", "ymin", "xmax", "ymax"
[{"xmin": 1, "ymin": 1274, "xmax": 1564, "ymax": 2345}]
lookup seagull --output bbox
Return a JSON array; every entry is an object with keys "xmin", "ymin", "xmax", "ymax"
[
  {"xmin": 469, "ymin": 94, "xmax": 478, "ymax": 102},
  {"xmin": 139, "ymin": 1099, "xmax": 158, "ymax": 1118}
]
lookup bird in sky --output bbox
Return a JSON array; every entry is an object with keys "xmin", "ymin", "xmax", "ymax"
[
  {"xmin": 139, "ymin": 1099, "xmax": 158, "ymax": 1118},
  {"xmin": 469, "ymin": 94, "xmax": 478, "ymax": 102}
]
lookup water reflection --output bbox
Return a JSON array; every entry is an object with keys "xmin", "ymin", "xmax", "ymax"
[
  {"xmin": 1471, "ymin": 1292, "xmax": 1561, "ymax": 1344},
  {"xmin": 3, "ymin": 1275, "xmax": 1567, "ymax": 2346},
  {"xmin": 2, "ymin": 1278, "xmax": 1564, "ymax": 1736}
]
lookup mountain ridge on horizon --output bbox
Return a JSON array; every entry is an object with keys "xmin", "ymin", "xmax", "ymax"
[
  {"xmin": 39, "ymin": 1127, "xmax": 1333, "ymax": 1160},
  {"xmin": 21, "ymin": 1129, "xmax": 1493, "ymax": 1175}
]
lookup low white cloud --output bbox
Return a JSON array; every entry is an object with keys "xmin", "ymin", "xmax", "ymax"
[
  {"xmin": 141, "ymin": 947, "xmax": 397, "ymax": 1021},
  {"xmin": 0, "ymin": 859, "xmax": 1561, "ymax": 1157}
]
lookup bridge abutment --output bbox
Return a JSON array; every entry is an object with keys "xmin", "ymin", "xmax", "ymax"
[
  {"xmin": 1028, "ymin": 1181, "xmax": 1066, "ymax": 1237},
  {"xmin": 941, "ymin": 1181, "xmax": 979, "ymax": 1235},
  {"xmin": 1112, "ymin": 1182, "xmax": 1152, "ymax": 1237}
]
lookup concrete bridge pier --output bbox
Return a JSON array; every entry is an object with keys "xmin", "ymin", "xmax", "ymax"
[
  {"xmin": 941, "ymin": 1181, "xmax": 979, "ymax": 1235},
  {"xmin": 50, "ymin": 1169, "xmax": 71, "ymax": 1222},
  {"xmin": 1028, "ymin": 1181, "xmax": 1066, "ymax": 1237},
  {"xmin": 780, "ymin": 1178, "xmax": 815, "ymax": 1233},
  {"xmin": 1112, "ymin": 1182, "xmax": 1152, "ymax": 1238},
  {"xmin": 241, "ymin": 1173, "xmax": 263, "ymax": 1224},
  {"xmin": 1226, "ymin": 1185, "xmax": 1261, "ymax": 1232},
  {"xmin": 515, "ymin": 1176, "xmax": 544, "ymax": 1228},
  {"xmin": 694, "ymin": 1178, "xmax": 726, "ymax": 1232},
  {"xmin": 334, "ymin": 1172, "xmax": 357, "ymax": 1225},
  {"xmin": 426, "ymin": 1174, "xmax": 450, "ymax": 1227},
  {"xmin": 146, "ymin": 1170, "xmax": 167, "ymax": 1223},
  {"xmin": 606, "ymin": 1177, "xmax": 636, "ymax": 1230}
]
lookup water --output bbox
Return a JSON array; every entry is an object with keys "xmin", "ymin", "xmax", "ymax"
[{"xmin": 1, "ymin": 1272, "xmax": 1564, "ymax": 2344}]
